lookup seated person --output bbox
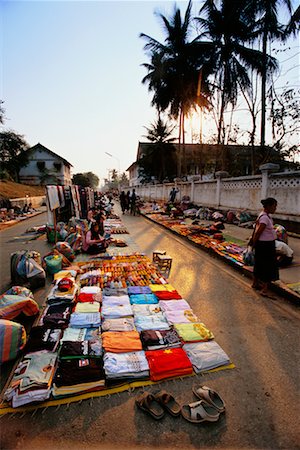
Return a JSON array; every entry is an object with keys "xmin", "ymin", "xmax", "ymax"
[
  {"xmin": 82, "ymin": 222, "xmax": 108, "ymax": 254},
  {"xmin": 275, "ymin": 240, "xmax": 294, "ymax": 267},
  {"xmin": 152, "ymin": 201, "xmax": 159, "ymax": 211}
]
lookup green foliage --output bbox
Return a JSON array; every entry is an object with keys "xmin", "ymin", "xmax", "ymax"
[
  {"xmin": 0, "ymin": 130, "xmax": 29, "ymax": 182},
  {"xmin": 72, "ymin": 171, "xmax": 99, "ymax": 188},
  {"xmin": 139, "ymin": 117, "xmax": 177, "ymax": 183}
]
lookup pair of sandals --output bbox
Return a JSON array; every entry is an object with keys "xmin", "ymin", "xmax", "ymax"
[
  {"xmin": 136, "ymin": 390, "xmax": 181, "ymax": 420},
  {"xmin": 136, "ymin": 386, "xmax": 225, "ymax": 423}
]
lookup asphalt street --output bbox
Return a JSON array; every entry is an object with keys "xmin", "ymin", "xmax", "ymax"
[{"xmin": 0, "ymin": 209, "xmax": 299, "ymax": 450}]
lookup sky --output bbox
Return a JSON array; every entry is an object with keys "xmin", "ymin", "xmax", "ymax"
[{"xmin": 1, "ymin": 1, "xmax": 299, "ymax": 185}]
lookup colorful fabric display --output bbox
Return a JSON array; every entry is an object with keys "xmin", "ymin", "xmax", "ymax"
[
  {"xmin": 174, "ymin": 323, "xmax": 214, "ymax": 342},
  {"xmin": 54, "ymin": 357, "xmax": 105, "ymax": 387},
  {"xmin": 59, "ymin": 340, "xmax": 102, "ymax": 358},
  {"xmin": 134, "ymin": 315, "xmax": 169, "ymax": 332},
  {"xmin": 26, "ymin": 327, "xmax": 62, "ymax": 353},
  {"xmin": 102, "ymin": 287, "xmax": 128, "ymax": 297},
  {"xmin": 102, "ymin": 294, "xmax": 130, "ymax": 305},
  {"xmin": 140, "ymin": 329, "xmax": 182, "ymax": 351},
  {"xmin": 60, "ymin": 327, "xmax": 101, "ymax": 342},
  {"xmin": 5, "ymin": 286, "xmax": 34, "ymax": 299},
  {"xmin": 103, "ymin": 351, "xmax": 149, "ymax": 379},
  {"xmin": 154, "ymin": 290, "xmax": 182, "ymax": 300},
  {"xmin": 132, "ymin": 304, "xmax": 162, "ymax": 317},
  {"xmin": 101, "ymin": 303, "xmax": 133, "ymax": 319},
  {"xmin": 42, "ymin": 304, "xmax": 71, "ymax": 329},
  {"xmin": 145, "ymin": 348, "xmax": 193, "ymax": 381},
  {"xmin": 74, "ymin": 302, "xmax": 100, "ymax": 313},
  {"xmin": 77, "ymin": 292, "xmax": 102, "ymax": 303},
  {"xmin": 149, "ymin": 284, "xmax": 176, "ymax": 292},
  {"xmin": 4, "ymin": 350, "xmax": 57, "ymax": 407},
  {"xmin": 127, "ymin": 286, "xmax": 152, "ymax": 295},
  {"xmin": 0, "ymin": 294, "xmax": 39, "ymax": 320},
  {"xmin": 102, "ymin": 331, "xmax": 142, "ymax": 353},
  {"xmin": 47, "ymin": 282, "xmax": 78, "ymax": 305},
  {"xmin": 129, "ymin": 293, "xmax": 158, "ymax": 305},
  {"xmin": 101, "ymin": 318, "xmax": 135, "ymax": 332},
  {"xmin": 164, "ymin": 309, "xmax": 200, "ymax": 325},
  {"xmin": 159, "ymin": 299, "xmax": 191, "ymax": 312},
  {"xmin": 183, "ymin": 341, "xmax": 230, "ymax": 373},
  {"xmin": 80, "ymin": 286, "xmax": 101, "ymax": 295},
  {"xmin": 0, "ymin": 319, "xmax": 26, "ymax": 363},
  {"xmin": 69, "ymin": 312, "xmax": 101, "ymax": 328}
]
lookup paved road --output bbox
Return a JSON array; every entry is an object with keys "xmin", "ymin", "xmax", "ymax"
[{"xmin": 0, "ymin": 209, "xmax": 299, "ymax": 450}]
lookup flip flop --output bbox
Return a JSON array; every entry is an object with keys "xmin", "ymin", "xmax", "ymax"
[
  {"xmin": 135, "ymin": 392, "xmax": 165, "ymax": 420},
  {"xmin": 181, "ymin": 400, "xmax": 220, "ymax": 423},
  {"xmin": 154, "ymin": 390, "xmax": 181, "ymax": 416},
  {"xmin": 193, "ymin": 385, "xmax": 225, "ymax": 413}
]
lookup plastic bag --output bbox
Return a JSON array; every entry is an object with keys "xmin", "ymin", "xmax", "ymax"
[{"xmin": 243, "ymin": 246, "xmax": 255, "ymax": 266}]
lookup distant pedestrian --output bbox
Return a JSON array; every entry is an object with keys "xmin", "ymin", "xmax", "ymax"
[
  {"xmin": 250, "ymin": 197, "xmax": 279, "ymax": 298},
  {"xmin": 130, "ymin": 189, "xmax": 137, "ymax": 216},
  {"xmin": 169, "ymin": 187, "xmax": 178, "ymax": 203},
  {"xmin": 119, "ymin": 191, "xmax": 127, "ymax": 214},
  {"xmin": 126, "ymin": 191, "xmax": 131, "ymax": 212}
]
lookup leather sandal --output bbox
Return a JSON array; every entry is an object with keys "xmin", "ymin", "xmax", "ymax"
[
  {"xmin": 181, "ymin": 400, "xmax": 220, "ymax": 423},
  {"xmin": 154, "ymin": 390, "xmax": 181, "ymax": 416},
  {"xmin": 193, "ymin": 385, "xmax": 225, "ymax": 413},
  {"xmin": 135, "ymin": 392, "xmax": 165, "ymax": 420}
]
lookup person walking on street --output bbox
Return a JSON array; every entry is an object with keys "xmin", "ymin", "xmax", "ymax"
[
  {"xmin": 130, "ymin": 189, "xmax": 137, "ymax": 216},
  {"xmin": 119, "ymin": 191, "xmax": 127, "ymax": 214},
  {"xmin": 251, "ymin": 197, "xmax": 279, "ymax": 298},
  {"xmin": 126, "ymin": 191, "xmax": 131, "ymax": 213}
]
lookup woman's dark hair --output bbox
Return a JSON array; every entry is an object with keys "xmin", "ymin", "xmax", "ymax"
[
  {"xmin": 90, "ymin": 222, "xmax": 100, "ymax": 239},
  {"xmin": 261, "ymin": 197, "xmax": 277, "ymax": 207}
]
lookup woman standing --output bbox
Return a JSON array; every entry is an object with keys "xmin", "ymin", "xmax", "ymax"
[{"xmin": 251, "ymin": 198, "xmax": 279, "ymax": 297}]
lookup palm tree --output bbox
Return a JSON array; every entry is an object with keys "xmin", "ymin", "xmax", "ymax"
[
  {"xmin": 195, "ymin": 0, "xmax": 278, "ymax": 152},
  {"xmin": 140, "ymin": 1, "xmax": 211, "ymax": 177},
  {"xmin": 139, "ymin": 116, "xmax": 177, "ymax": 183},
  {"xmin": 246, "ymin": 0, "xmax": 293, "ymax": 151}
]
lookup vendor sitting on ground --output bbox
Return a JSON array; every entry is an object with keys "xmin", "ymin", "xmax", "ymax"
[
  {"xmin": 82, "ymin": 222, "xmax": 109, "ymax": 254},
  {"xmin": 275, "ymin": 240, "xmax": 294, "ymax": 267}
]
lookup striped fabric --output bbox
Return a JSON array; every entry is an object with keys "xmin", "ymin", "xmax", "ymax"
[
  {"xmin": 0, "ymin": 294, "xmax": 39, "ymax": 320},
  {"xmin": 0, "ymin": 319, "xmax": 26, "ymax": 363}
]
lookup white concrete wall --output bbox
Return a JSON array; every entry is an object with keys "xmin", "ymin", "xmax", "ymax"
[
  {"xmin": 132, "ymin": 170, "xmax": 300, "ymax": 222},
  {"xmin": 10, "ymin": 196, "xmax": 46, "ymax": 208}
]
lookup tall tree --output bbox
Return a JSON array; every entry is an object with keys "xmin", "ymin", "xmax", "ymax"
[
  {"xmin": 140, "ymin": 0, "xmax": 211, "ymax": 177},
  {"xmin": 139, "ymin": 116, "xmax": 177, "ymax": 183},
  {"xmin": 195, "ymin": 0, "xmax": 278, "ymax": 150},
  {"xmin": 0, "ymin": 131, "xmax": 29, "ymax": 181},
  {"xmin": 72, "ymin": 172, "xmax": 99, "ymax": 188},
  {"xmin": 246, "ymin": 0, "xmax": 293, "ymax": 151}
]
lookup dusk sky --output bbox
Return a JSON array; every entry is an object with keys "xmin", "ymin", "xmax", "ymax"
[{"xmin": 1, "ymin": 1, "xmax": 299, "ymax": 185}]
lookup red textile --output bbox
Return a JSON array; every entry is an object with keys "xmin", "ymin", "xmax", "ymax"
[
  {"xmin": 145, "ymin": 348, "xmax": 193, "ymax": 381},
  {"xmin": 77, "ymin": 293, "xmax": 101, "ymax": 303},
  {"xmin": 154, "ymin": 290, "xmax": 182, "ymax": 300}
]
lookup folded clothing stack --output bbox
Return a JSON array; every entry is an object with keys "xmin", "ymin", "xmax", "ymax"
[
  {"xmin": 4, "ymin": 350, "xmax": 57, "ymax": 407},
  {"xmin": 174, "ymin": 323, "xmax": 214, "ymax": 342},
  {"xmin": 69, "ymin": 312, "xmax": 101, "ymax": 328},
  {"xmin": 41, "ymin": 304, "xmax": 72, "ymax": 329},
  {"xmin": 145, "ymin": 347, "xmax": 193, "ymax": 381},
  {"xmin": 102, "ymin": 331, "xmax": 142, "ymax": 353},
  {"xmin": 26, "ymin": 327, "xmax": 62, "ymax": 353},
  {"xmin": 183, "ymin": 341, "xmax": 230, "ymax": 373},
  {"xmin": 140, "ymin": 329, "xmax": 182, "ymax": 351},
  {"xmin": 103, "ymin": 351, "xmax": 149, "ymax": 380},
  {"xmin": 101, "ymin": 317, "xmax": 136, "ymax": 332}
]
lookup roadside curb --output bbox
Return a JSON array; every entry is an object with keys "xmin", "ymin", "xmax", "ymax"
[
  {"xmin": 141, "ymin": 213, "xmax": 300, "ymax": 306},
  {"xmin": 0, "ymin": 209, "xmax": 46, "ymax": 232}
]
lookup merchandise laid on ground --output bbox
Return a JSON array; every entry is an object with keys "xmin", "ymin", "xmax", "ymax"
[
  {"xmin": 0, "ymin": 214, "xmax": 234, "ymax": 415},
  {"xmin": 141, "ymin": 209, "xmax": 247, "ymax": 267}
]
